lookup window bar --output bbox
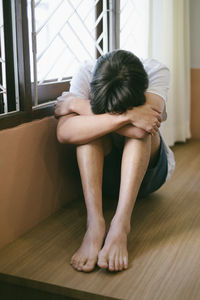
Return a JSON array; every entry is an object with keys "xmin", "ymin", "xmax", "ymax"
[
  {"xmin": 36, "ymin": 0, "xmax": 65, "ymax": 36},
  {"xmin": 96, "ymin": 0, "xmax": 110, "ymax": 57},
  {"xmin": 68, "ymin": 22, "xmax": 94, "ymax": 60},
  {"xmin": 68, "ymin": 0, "xmax": 103, "ymax": 56},
  {"xmin": 102, "ymin": 0, "xmax": 108, "ymax": 54},
  {"xmin": 96, "ymin": 0, "xmax": 103, "ymax": 58},
  {"xmin": 2, "ymin": 0, "xmax": 16, "ymax": 112},
  {"xmin": 35, "ymin": 0, "xmax": 42, "ymax": 8},
  {"xmin": 31, "ymin": 0, "xmax": 38, "ymax": 106},
  {"xmin": 15, "ymin": 0, "xmax": 32, "ymax": 112},
  {"xmin": 36, "ymin": 0, "xmax": 83, "ymax": 64},
  {"xmin": 11, "ymin": 0, "xmax": 19, "ymax": 111},
  {"xmin": 115, "ymin": 0, "xmax": 120, "ymax": 49},
  {"xmin": 0, "ymin": 0, "xmax": 6, "ymax": 114},
  {"xmin": 108, "ymin": 0, "xmax": 120, "ymax": 51}
]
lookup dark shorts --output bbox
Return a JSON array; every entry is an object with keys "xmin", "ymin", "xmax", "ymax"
[{"xmin": 102, "ymin": 136, "xmax": 168, "ymax": 199}]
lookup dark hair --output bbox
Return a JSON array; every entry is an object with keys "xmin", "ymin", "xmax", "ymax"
[{"xmin": 90, "ymin": 50, "xmax": 149, "ymax": 114}]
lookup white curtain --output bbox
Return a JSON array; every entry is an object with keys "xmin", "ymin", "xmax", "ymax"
[{"xmin": 148, "ymin": 0, "xmax": 191, "ymax": 146}]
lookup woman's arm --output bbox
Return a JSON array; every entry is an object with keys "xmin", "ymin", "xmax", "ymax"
[
  {"xmin": 55, "ymin": 93, "xmax": 163, "ymax": 144},
  {"xmin": 145, "ymin": 92, "xmax": 165, "ymax": 114},
  {"xmin": 55, "ymin": 96, "xmax": 92, "ymax": 118},
  {"xmin": 55, "ymin": 98, "xmax": 149, "ymax": 141},
  {"xmin": 57, "ymin": 112, "xmax": 130, "ymax": 145},
  {"xmin": 56, "ymin": 97, "xmax": 132, "ymax": 145},
  {"xmin": 115, "ymin": 92, "xmax": 164, "ymax": 138}
]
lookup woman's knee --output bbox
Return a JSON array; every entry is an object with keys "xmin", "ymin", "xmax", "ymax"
[
  {"xmin": 76, "ymin": 135, "xmax": 112, "ymax": 156},
  {"xmin": 124, "ymin": 134, "xmax": 151, "ymax": 146}
]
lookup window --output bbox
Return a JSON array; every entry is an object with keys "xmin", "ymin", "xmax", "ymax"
[
  {"xmin": 0, "ymin": 0, "xmax": 6, "ymax": 114},
  {"xmin": 0, "ymin": 0, "xmax": 148, "ymax": 130},
  {"xmin": 0, "ymin": 0, "xmax": 19, "ymax": 116},
  {"xmin": 0, "ymin": 0, "xmax": 109, "ymax": 129},
  {"xmin": 0, "ymin": 0, "xmax": 34, "ymax": 129},
  {"xmin": 28, "ymin": 0, "xmax": 109, "ymax": 106}
]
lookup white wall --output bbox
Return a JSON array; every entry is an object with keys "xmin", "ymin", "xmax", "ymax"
[{"xmin": 190, "ymin": 0, "xmax": 200, "ymax": 68}]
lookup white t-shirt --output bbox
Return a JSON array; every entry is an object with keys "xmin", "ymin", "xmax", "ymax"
[{"xmin": 57, "ymin": 58, "xmax": 175, "ymax": 180}]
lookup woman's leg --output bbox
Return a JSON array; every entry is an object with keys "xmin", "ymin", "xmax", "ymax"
[
  {"xmin": 98, "ymin": 133, "xmax": 161, "ymax": 271},
  {"xmin": 70, "ymin": 135, "xmax": 112, "ymax": 272}
]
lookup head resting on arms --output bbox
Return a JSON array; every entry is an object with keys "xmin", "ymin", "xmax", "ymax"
[{"xmin": 90, "ymin": 49, "xmax": 149, "ymax": 114}]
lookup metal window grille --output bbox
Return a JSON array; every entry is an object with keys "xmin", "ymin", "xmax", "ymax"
[
  {"xmin": 0, "ymin": 0, "xmax": 150, "ymax": 121},
  {"xmin": 29, "ymin": 0, "xmax": 109, "ymax": 106},
  {"xmin": 0, "ymin": 0, "xmax": 6, "ymax": 114},
  {"xmin": 0, "ymin": 0, "xmax": 19, "ymax": 116}
]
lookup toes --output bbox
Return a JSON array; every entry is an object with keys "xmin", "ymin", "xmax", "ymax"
[
  {"xmin": 97, "ymin": 259, "xmax": 108, "ymax": 269},
  {"xmin": 114, "ymin": 254, "xmax": 124, "ymax": 271},
  {"xmin": 97, "ymin": 253, "xmax": 108, "ymax": 269},
  {"xmin": 98, "ymin": 252, "xmax": 127, "ymax": 272},
  {"xmin": 114, "ymin": 256, "xmax": 119, "ymax": 271},
  {"xmin": 73, "ymin": 259, "xmax": 80, "ymax": 271},
  {"xmin": 71, "ymin": 256, "xmax": 96, "ymax": 272},
  {"xmin": 71, "ymin": 254, "xmax": 96, "ymax": 272},
  {"xmin": 108, "ymin": 256, "xmax": 115, "ymax": 272},
  {"xmin": 119, "ymin": 257, "xmax": 123, "ymax": 271},
  {"xmin": 98, "ymin": 260, "xmax": 108, "ymax": 269},
  {"xmin": 77, "ymin": 258, "xmax": 87, "ymax": 271},
  {"xmin": 70, "ymin": 254, "xmax": 83, "ymax": 271},
  {"xmin": 70, "ymin": 256, "xmax": 78, "ymax": 269},
  {"xmin": 82, "ymin": 259, "xmax": 96, "ymax": 272},
  {"xmin": 123, "ymin": 255, "xmax": 128, "ymax": 269}
]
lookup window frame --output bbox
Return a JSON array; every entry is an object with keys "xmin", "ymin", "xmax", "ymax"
[
  {"xmin": 2, "ymin": 0, "xmax": 16, "ymax": 112},
  {"xmin": 0, "ymin": 0, "xmax": 118, "ymax": 130},
  {"xmin": 0, "ymin": 0, "xmax": 56, "ymax": 130}
]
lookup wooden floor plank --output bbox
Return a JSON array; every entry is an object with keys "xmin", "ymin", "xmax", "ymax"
[{"xmin": 0, "ymin": 140, "xmax": 200, "ymax": 300}]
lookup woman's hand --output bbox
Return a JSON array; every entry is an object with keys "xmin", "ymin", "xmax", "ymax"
[
  {"xmin": 54, "ymin": 97, "xmax": 74, "ymax": 119},
  {"xmin": 126, "ymin": 104, "xmax": 162, "ymax": 135},
  {"xmin": 55, "ymin": 96, "xmax": 94, "ymax": 118}
]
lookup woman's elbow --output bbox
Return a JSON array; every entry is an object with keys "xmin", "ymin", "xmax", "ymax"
[
  {"xmin": 57, "ymin": 126, "xmax": 72, "ymax": 144},
  {"xmin": 56, "ymin": 116, "xmax": 75, "ymax": 144},
  {"xmin": 57, "ymin": 129, "xmax": 66, "ymax": 144},
  {"xmin": 57, "ymin": 126, "xmax": 83, "ymax": 145}
]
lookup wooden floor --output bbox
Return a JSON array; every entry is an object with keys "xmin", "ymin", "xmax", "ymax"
[{"xmin": 0, "ymin": 140, "xmax": 200, "ymax": 300}]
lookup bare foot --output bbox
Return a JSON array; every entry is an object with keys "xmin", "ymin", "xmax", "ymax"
[
  {"xmin": 97, "ymin": 219, "xmax": 129, "ymax": 272},
  {"xmin": 70, "ymin": 218, "xmax": 105, "ymax": 272}
]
